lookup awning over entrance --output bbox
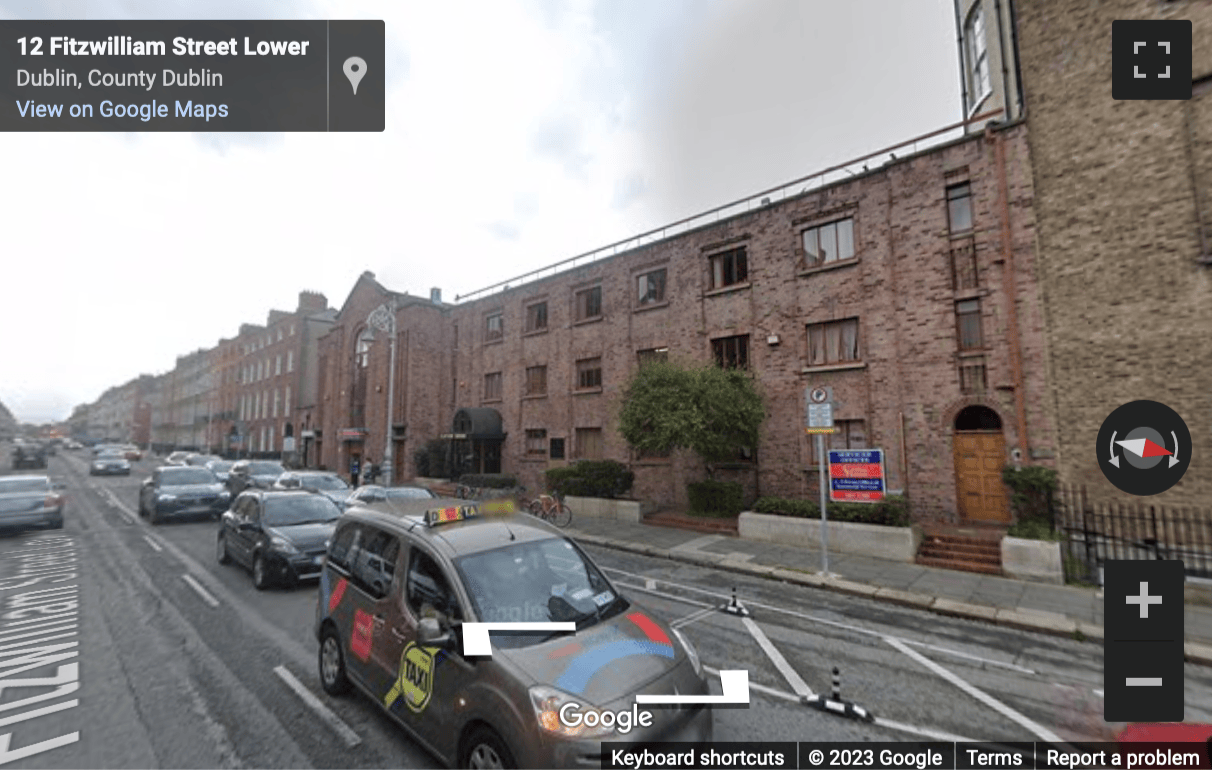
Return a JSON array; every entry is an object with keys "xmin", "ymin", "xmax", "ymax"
[{"xmin": 449, "ymin": 408, "xmax": 505, "ymax": 441}]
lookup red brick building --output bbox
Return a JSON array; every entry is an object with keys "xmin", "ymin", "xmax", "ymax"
[{"xmin": 315, "ymin": 122, "xmax": 1055, "ymax": 521}]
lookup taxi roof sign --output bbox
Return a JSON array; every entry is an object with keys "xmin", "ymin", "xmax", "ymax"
[{"xmin": 424, "ymin": 505, "xmax": 477, "ymax": 527}]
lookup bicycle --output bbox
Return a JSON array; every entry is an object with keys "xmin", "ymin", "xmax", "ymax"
[
  {"xmin": 454, "ymin": 483, "xmax": 482, "ymax": 500},
  {"xmin": 520, "ymin": 489, "xmax": 572, "ymax": 528}
]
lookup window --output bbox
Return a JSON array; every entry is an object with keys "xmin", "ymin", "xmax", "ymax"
[
  {"xmin": 574, "ymin": 286, "xmax": 602, "ymax": 321},
  {"xmin": 964, "ymin": 4, "xmax": 990, "ymax": 111},
  {"xmin": 801, "ymin": 218, "xmax": 855, "ymax": 267},
  {"xmin": 355, "ymin": 529, "xmax": 400, "ymax": 600},
  {"xmin": 575, "ymin": 428, "xmax": 603, "ymax": 460},
  {"xmin": 328, "ymin": 524, "xmax": 361, "ymax": 571},
  {"xmin": 525, "ymin": 365, "xmax": 547, "ymax": 396},
  {"xmin": 947, "ymin": 183, "xmax": 973, "ymax": 233},
  {"xmin": 278, "ymin": 328, "xmax": 283, "ymax": 342},
  {"xmin": 636, "ymin": 269, "xmax": 666, "ymax": 306},
  {"xmin": 807, "ymin": 319, "xmax": 861, "ymax": 366},
  {"xmin": 273, "ymin": 389, "xmax": 280, "ymax": 419},
  {"xmin": 959, "ymin": 356, "xmax": 988, "ymax": 394},
  {"xmin": 275, "ymin": 355, "xmax": 282, "ymax": 376},
  {"xmin": 284, "ymin": 386, "xmax": 291, "ymax": 416},
  {"xmin": 708, "ymin": 247, "xmax": 748, "ymax": 289},
  {"xmin": 525, "ymin": 429, "xmax": 547, "ymax": 456},
  {"xmin": 356, "ymin": 333, "xmax": 370, "ymax": 369},
  {"xmin": 290, "ymin": 324, "xmax": 296, "ymax": 336},
  {"xmin": 525, "ymin": 302, "xmax": 548, "ymax": 332},
  {"xmin": 549, "ymin": 437, "xmax": 565, "ymax": 459},
  {"xmin": 808, "ymin": 419, "xmax": 868, "ymax": 465},
  {"xmin": 956, "ymin": 299, "xmax": 984, "ymax": 350},
  {"xmin": 287, "ymin": 350, "xmax": 294, "ymax": 372},
  {"xmin": 485, "ymin": 312, "xmax": 504, "ymax": 342},
  {"xmin": 712, "ymin": 335, "xmax": 750, "ymax": 370},
  {"xmin": 950, "ymin": 237, "xmax": 979, "ymax": 290},
  {"xmin": 406, "ymin": 548, "xmax": 462, "ymax": 620},
  {"xmin": 483, "ymin": 372, "xmax": 503, "ymax": 401},
  {"xmin": 576, "ymin": 357, "xmax": 602, "ymax": 390},
  {"xmin": 637, "ymin": 347, "xmax": 669, "ymax": 367}
]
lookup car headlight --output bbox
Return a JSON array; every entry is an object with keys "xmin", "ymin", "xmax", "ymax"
[
  {"xmin": 529, "ymin": 685, "xmax": 614, "ymax": 739},
  {"xmin": 671, "ymin": 626, "xmax": 702, "ymax": 677},
  {"xmin": 269, "ymin": 535, "xmax": 298, "ymax": 555},
  {"xmin": 218, "ymin": 490, "xmax": 230, "ymax": 499}
]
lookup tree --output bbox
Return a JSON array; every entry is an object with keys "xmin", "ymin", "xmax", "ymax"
[{"xmin": 618, "ymin": 359, "xmax": 765, "ymax": 478}]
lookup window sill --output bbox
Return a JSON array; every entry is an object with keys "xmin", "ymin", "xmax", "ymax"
[
  {"xmin": 798, "ymin": 257, "xmax": 859, "ymax": 277},
  {"xmin": 483, "ymin": 337, "xmax": 504, "ymax": 347},
  {"xmin": 482, "ymin": 398, "xmax": 503, "ymax": 405},
  {"xmin": 801, "ymin": 361, "xmax": 867, "ymax": 374},
  {"xmin": 573, "ymin": 315, "xmax": 603, "ymax": 327},
  {"xmin": 633, "ymin": 301, "xmax": 669, "ymax": 314},
  {"xmin": 522, "ymin": 328, "xmax": 549, "ymax": 338},
  {"xmin": 522, "ymin": 393, "xmax": 548, "ymax": 401},
  {"xmin": 952, "ymin": 287, "xmax": 988, "ymax": 301},
  {"xmin": 704, "ymin": 283, "xmax": 751, "ymax": 298},
  {"xmin": 956, "ymin": 349, "xmax": 989, "ymax": 359},
  {"xmin": 572, "ymin": 387, "xmax": 603, "ymax": 396}
]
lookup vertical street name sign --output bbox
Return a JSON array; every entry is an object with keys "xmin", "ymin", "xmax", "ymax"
[{"xmin": 828, "ymin": 449, "xmax": 885, "ymax": 503}]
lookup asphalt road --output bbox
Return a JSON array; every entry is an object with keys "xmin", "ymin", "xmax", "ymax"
[{"xmin": 0, "ymin": 449, "xmax": 1207, "ymax": 768}]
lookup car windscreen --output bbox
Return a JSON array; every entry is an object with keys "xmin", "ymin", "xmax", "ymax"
[
  {"xmin": 263, "ymin": 496, "xmax": 341, "ymax": 527},
  {"xmin": 208, "ymin": 461, "xmax": 234, "ymax": 472},
  {"xmin": 384, "ymin": 487, "xmax": 433, "ymax": 500},
  {"xmin": 456, "ymin": 538, "xmax": 628, "ymax": 648},
  {"xmin": 0, "ymin": 479, "xmax": 49, "ymax": 494},
  {"xmin": 161, "ymin": 468, "xmax": 217, "ymax": 485},
  {"xmin": 96, "ymin": 452, "xmax": 125, "ymax": 459},
  {"xmin": 302, "ymin": 475, "xmax": 348, "ymax": 491},
  {"xmin": 249, "ymin": 462, "xmax": 286, "ymax": 476}
]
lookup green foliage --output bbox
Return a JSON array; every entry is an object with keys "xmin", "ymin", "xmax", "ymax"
[
  {"xmin": 618, "ymin": 360, "xmax": 764, "ymax": 476},
  {"xmin": 1002, "ymin": 465, "xmax": 1058, "ymax": 524},
  {"xmin": 751, "ymin": 495, "xmax": 912, "ymax": 527},
  {"xmin": 544, "ymin": 460, "xmax": 635, "ymax": 499},
  {"xmin": 1007, "ymin": 516, "xmax": 1064, "ymax": 541},
  {"xmin": 457, "ymin": 473, "xmax": 518, "ymax": 489},
  {"xmin": 413, "ymin": 439, "xmax": 451, "ymax": 478},
  {"xmin": 687, "ymin": 480, "xmax": 744, "ymax": 515}
]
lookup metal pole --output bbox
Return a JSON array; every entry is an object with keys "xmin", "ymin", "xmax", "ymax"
[
  {"xmin": 383, "ymin": 313, "xmax": 396, "ymax": 489},
  {"xmin": 818, "ymin": 433, "xmax": 829, "ymax": 575}
]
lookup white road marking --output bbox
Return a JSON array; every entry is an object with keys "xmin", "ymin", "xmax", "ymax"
[
  {"xmin": 142, "ymin": 536, "xmax": 163, "ymax": 553},
  {"xmin": 741, "ymin": 617, "xmax": 814, "ymax": 698},
  {"xmin": 672, "ymin": 607, "xmax": 717, "ymax": 628},
  {"xmin": 181, "ymin": 575, "xmax": 220, "ymax": 608},
  {"xmin": 102, "ymin": 489, "xmax": 137, "ymax": 525},
  {"xmin": 273, "ymin": 666, "xmax": 361, "ymax": 747},
  {"xmin": 884, "ymin": 636, "xmax": 1061, "ymax": 743},
  {"xmin": 609, "ymin": 570, "xmax": 1036, "ymax": 674}
]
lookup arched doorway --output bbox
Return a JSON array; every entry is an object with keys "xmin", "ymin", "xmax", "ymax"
[
  {"xmin": 953, "ymin": 405, "xmax": 1010, "ymax": 522},
  {"xmin": 447, "ymin": 408, "xmax": 505, "ymax": 476}
]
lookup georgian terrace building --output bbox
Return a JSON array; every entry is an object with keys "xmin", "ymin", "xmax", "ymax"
[{"xmin": 315, "ymin": 118, "xmax": 1056, "ymax": 521}]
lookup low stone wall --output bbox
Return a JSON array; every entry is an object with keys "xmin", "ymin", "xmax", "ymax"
[
  {"xmin": 1001, "ymin": 536, "xmax": 1064, "ymax": 585},
  {"xmin": 737, "ymin": 511, "xmax": 921, "ymax": 563},
  {"xmin": 565, "ymin": 496, "xmax": 643, "ymax": 523}
]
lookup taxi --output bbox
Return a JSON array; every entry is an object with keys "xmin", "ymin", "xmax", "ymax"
[{"xmin": 314, "ymin": 498, "xmax": 712, "ymax": 768}]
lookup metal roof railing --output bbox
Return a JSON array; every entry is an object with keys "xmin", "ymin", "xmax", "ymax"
[{"xmin": 454, "ymin": 108, "xmax": 1005, "ymax": 303}]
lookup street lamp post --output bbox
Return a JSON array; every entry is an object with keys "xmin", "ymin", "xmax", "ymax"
[{"xmin": 366, "ymin": 300, "xmax": 398, "ymax": 488}]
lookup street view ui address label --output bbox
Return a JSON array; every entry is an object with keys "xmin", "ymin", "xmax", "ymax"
[{"xmin": 0, "ymin": 21, "xmax": 384, "ymax": 131}]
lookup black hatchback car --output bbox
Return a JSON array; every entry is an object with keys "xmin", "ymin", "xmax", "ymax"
[
  {"xmin": 216, "ymin": 490, "xmax": 342, "ymax": 589},
  {"xmin": 226, "ymin": 460, "xmax": 287, "ymax": 496},
  {"xmin": 139, "ymin": 466, "xmax": 230, "ymax": 524}
]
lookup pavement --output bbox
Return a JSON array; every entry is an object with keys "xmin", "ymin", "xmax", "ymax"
[{"xmin": 563, "ymin": 514, "xmax": 1212, "ymax": 666}]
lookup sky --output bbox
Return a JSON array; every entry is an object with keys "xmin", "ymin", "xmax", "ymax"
[{"xmin": 0, "ymin": 0, "xmax": 963, "ymax": 424}]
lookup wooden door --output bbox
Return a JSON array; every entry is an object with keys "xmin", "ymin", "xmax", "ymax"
[{"xmin": 953, "ymin": 432, "xmax": 1010, "ymax": 522}]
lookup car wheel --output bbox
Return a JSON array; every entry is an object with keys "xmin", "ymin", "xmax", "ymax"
[
  {"xmin": 463, "ymin": 726, "xmax": 516, "ymax": 769},
  {"xmin": 149, "ymin": 507, "xmax": 161, "ymax": 525},
  {"xmin": 216, "ymin": 532, "xmax": 231, "ymax": 565},
  {"xmin": 252, "ymin": 554, "xmax": 269, "ymax": 590},
  {"xmin": 318, "ymin": 626, "xmax": 351, "ymax": 696}
]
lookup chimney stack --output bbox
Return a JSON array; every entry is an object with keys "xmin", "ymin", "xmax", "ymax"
[{"xmin": 430, "ymin": 287, "xmax": 442, "ymax": 304}]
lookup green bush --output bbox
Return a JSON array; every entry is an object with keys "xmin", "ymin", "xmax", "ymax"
[
  {"xmin": 751, "ymin": 495, "xmax": 911, "ymax": 527},
  {"xmin": 687, "ymin": 480, "xmax": 744, "ymax": 515},
  {"xmin": 544, "ymin": 460, "xmax": 635, "ymax": 499},
  {"xmin": 1007, "ymin": 517, "xmax": 1064, "ymax": 541},
  {"xmin": 457, "ymin": 473, "xmax": 518, "ymax": 489},
  {"xmin": 1002, "ymin": 465, "xmax": 1058, "ymax": 527}
]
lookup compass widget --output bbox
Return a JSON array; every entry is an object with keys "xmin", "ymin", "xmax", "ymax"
[{"xmin": 1097, "ymin": 400, "xmax": 1190, "ymax": 496}]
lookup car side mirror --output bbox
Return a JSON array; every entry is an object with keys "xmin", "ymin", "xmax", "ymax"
[
  {"xmin": 141, "ymin": 478, "xmax": 152, "ymax": 487},
  {"xmin": 417, "ymin": 617, "xmax": 453, "ymax": 647}
]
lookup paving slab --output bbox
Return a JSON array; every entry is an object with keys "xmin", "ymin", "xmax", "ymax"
[
  {"xmin": 873, "ymin": 587, "xmax": 936, "ymax": 609},
  {"xmin": 932, "ymin": 598, "xmax": 1000, "ymax": 622}
]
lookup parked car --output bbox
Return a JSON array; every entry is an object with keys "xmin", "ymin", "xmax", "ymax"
[
  {"xmin": 92, "ymin": 443, "xmax": 123, "ymax": 457},
  {"xmin": 11, "ymin": 443, "xmax": 47, "ymax": 470},
  {"xmin": 206, "ymin": 459, "xmax": 235, "ymax": 485},
  {"xmin": 343, "ymin": 484, "xmax": 436, "ymax": 510},
  {"xmin": 0, "ymin": 475, "xmax": 64, "ymax": 531},
  {"xmin": 226, "ymin": 460, "xmax": 287, "ymax": 496},
  {"xmin": 139, "ymin": 466, "xmax": 230, "ymax": 524},
  {"xmin": 165, "ymin": 451, "xmax": 192, "ymax": 466},
  {"xmin": 90, "ymin": 451, "xmax": 131, "ymax": 476},
  {"xmin": 274, "ymin": 471, "xmax": 353, "ymax": 506},
  {"xmin": 217, "ymin": 490, "xmax": 342, "ymax": 589},
  {"xmin": 314, "ymin": 499, "xmax": 711, "ymax": 768},
  {"xmin": 186, "ymin": 454, "xmax": 222, "ymax": 467},
  {"xmin": 120, "ymin": 445, "xmax": 143, "ymax": 461}
]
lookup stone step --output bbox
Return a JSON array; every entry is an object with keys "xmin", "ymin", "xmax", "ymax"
[
  {"xmin": 918, "ymin": 548, "xmax": 1002, "ymax": 567},
  {"xmin": 919, "ymin": 540, "xmax": 1002, "ymax": 560},
  {"xmin": 915, "ymin": 555, "xmax": 1004, "ymax": 575}
]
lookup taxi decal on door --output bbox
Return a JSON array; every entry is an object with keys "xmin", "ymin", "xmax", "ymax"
[
  {"xmin": 384, "ymin": 642, "xmax": 441, "ymax": 713},
  {"xmin": 351, "ymin": 609, "xmax": 374, "ymax": 661}
]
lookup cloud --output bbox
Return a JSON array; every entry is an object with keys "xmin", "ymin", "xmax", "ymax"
[
  {"xmin": 530, "ymin": 110, "xmax": 592, "ymax": 178},
  {"xmin": 611, "ymin": 172, "xmax": 646, "ymax": 211},
  {"xmin": 485, "ymin": 221, "xmax": 520, "ymax": 241}
]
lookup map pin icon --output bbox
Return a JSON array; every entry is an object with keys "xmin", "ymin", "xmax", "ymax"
[{"xmin": 343, "ymin": 56, "xmax": 367, "ymax": 95}]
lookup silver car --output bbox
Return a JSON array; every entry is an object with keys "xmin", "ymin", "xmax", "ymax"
[{"xmin": 0, "ymin": 475, "xmax": 64, "ymax": 531}]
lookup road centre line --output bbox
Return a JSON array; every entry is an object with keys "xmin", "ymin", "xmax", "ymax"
[
  {"xmin": 273, "ymin": 665, "xmax": 361, "ymax": 748},
  {"xmin": 701, "ymin": 665, "xmax": 975, "ymax": 742},
  {"xmin": 884, "ymin": 637, "xmax": 1061, "ymax": 743},
  {"xmin": 142, "ymin": 536, "xmax": 162, "ymax": 553},
  {"xmin": 607, "ymin": 568, "xmax": 1036, "ymax": 674},
  {"xmin": 181, "ymin": 575, "xmax": 220, "ymax": 608},
  {"xmin": 741, "ymin": 617, "xmax": 814, "ymax": 698}
]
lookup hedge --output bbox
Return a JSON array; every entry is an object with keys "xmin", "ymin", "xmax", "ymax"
[
  {"xmin": 687, "ymin": 480, "xmax": 744, "ymax": 515},
  {"xmin": 544, "ymin": 460, "xmax": 635, "ymax": 499},
  {"xmin": 457, "ymin": 473, "xmax": 518, "ymax": 489},
  {"xmin": 750, "ymin": 494, "xmax": 912, "ymax": 527}
]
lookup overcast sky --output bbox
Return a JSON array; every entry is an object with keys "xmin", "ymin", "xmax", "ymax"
[{"xmin": 0, "ymin": 0, "xmax": 962, "ymax": 424}]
